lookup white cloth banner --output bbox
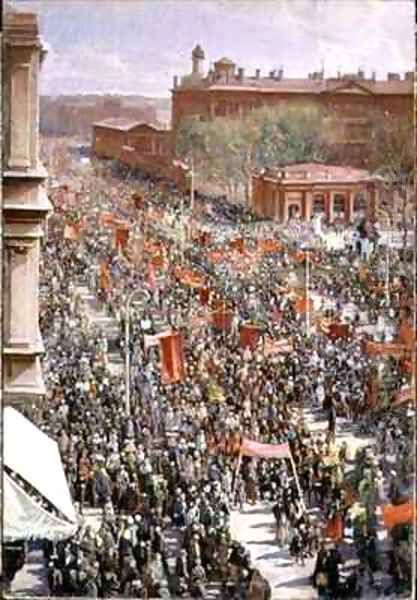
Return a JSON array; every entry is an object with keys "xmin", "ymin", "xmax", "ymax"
[
  {"xmin": 4, "ymin": 473, "xmax": 77, "ymax": 542},
  {"xmin": 4, "ymin": 407, "xmax": 77, "ymax": 525}
]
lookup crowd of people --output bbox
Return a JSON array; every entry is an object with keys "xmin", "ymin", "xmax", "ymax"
[{"xmin": 15, "ymin": 153, "xmax": 414, "ymax": 599}]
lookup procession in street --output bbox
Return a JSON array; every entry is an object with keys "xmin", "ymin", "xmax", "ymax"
[
  {"xmin": 3, "ymin": 1, "xmax": 415, "ymax": 599},
  {"xmin": 6, "ymin": 145, "xmax": 414, "ymax": 599}
]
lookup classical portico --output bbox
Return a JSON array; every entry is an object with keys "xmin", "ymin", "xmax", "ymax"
[
  {"xmin": 3, "ymin": 12, "xmax": 51, "ymax": 406},
  {"xmin": 251, "ymin": 163, "xmax": 378, "ymax": 224}
]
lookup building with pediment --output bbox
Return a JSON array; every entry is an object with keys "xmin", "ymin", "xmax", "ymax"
[{"xmin": 172, "ymin": 45, "xmax": 413, "ymax": 166}]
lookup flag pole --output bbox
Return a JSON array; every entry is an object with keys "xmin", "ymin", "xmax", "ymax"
[
  {"xmin": 232, "ymin": 450, "xmax": 243, "ymax": 506},
  {"xmin": 289, "ymin": 449, "xmax": 306, "ymax": 512}
]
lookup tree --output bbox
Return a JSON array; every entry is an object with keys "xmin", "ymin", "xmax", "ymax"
[
  {"xmin": 366, "ymin": 112, "xmax": 414, "ymax": 249},
  {"xmin": 175, "ymin": 103, "xmax": 332, "ymax": 202}
]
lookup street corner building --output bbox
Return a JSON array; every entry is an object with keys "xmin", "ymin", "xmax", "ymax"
[
  {"xmin": 251, "ymin": 163, "xmax": 379, "ymax": 224},
  {"xmin": 171, "ymin": 44, "xmax": 413, "ymax": 166},
  {"xmin": 2, "ymin": 10, "xmax": 51, "ymax": 406}
]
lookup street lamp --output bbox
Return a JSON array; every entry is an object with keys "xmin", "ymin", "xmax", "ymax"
[{"xmin": 124, "ymin": 289, "xmax": 149, "ymax": 415}]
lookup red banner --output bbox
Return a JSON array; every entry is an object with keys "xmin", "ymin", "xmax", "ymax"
[
  {"xmin": 99, "ymin": 211, "xmax": 115, "ymax": 227},
  {"xmin": 199, "ymin": 287, "xmax": 210, "ymax": 305},
  {"xmin": 328, "ymin": 323, "xmax": 349, "ymax": 340},
  {"xmin": 174, "ymin": 266, "xmax": 205, "ymax": 288},
  {"xmin": 230, "ymin": 238, "xmax": 245, "ymax": 253},
  {"xmin": 99, "ymin": 263, "xmax": 111, "ymax": 291},
  {"xmin": 114, "ymin": 227, "xmax": 130, "ymax": 250},
  {"xmin": 264, "ymin": 337, "xmax": 293, "ymax": 355},
  {"xmin": 240, "ymin": 324, "xmax": 262, "ymax": 348},
  {"xmin": 211, "ymin": 310, "xmax": 233, "ymax": 331},
  {"xmin": 240, "ymin": 438, "xmax": 291, "ymax": 459},
  {"xmin": 325, "ymin": 515, "xmax": 344, "ymax": 541},
  {"xmin": 363, "ymin": 340, "xmax": 407, "ymax": 358},
  {"xmin": 258, "ymin": 239, "xmax": 283, "ymax": 254},
  {"xmin": 382, "ymin": 501, "xmax": 415, "ymax": 529},
  {"xmin": 399, "ymin": 321, "xmax": 414, "ymax": 349},
  {"xmin": 160, "ymin": 332, "xmax": 185, "ymax": 384},
  {"xmin": 294, "ymin": 297, "xmax": 314, "ymax": 314}
]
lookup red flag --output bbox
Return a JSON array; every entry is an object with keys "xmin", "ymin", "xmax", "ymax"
[
  {"xmin": 99, "ymin": 263, "xmax": 111, "ymax": 291},
  {"xmin": 325, "ymin": 514, "xmax": 344, "ymax": 541},
  {"xmin": 199, "ymin": 287, "xmax": 210, "ymax": 305},
  {"xmin": 258, "ymin": 239, "xmax": 283, "ymax": 253},
  {"xmin": 382, "ymin": 501, "xmax": 415, "ymax": 529},
  {"xmin": 363, "ymin": 340, "xmax": 406, "ymax": 358},
  {"xmin": 99, "ymin": 211, "xmax": 114, "ymax": 227},
  {"xmin": 240, "ymin": 438, "xmax": 291, "ymax": 459},
  {"xmin": 211, "ymin": 310, "xmax": 233, "ymax": 331},
  {"xmin": 399, "ymin": 320, "xmax": 414, "ymax": 349},
  {"xmin": 114, "ymin": 226, "xmax": 130, "ymax": 250},
  {"xmin": 230, "ymin": 238, "xmax": 245, "ymax": 253},
  {"xmin": 159, "ymin": 332, "xmax": 185, "ymax": 384},
  {"xmin": 328, "ymin": 323, "xmax": 349, "ymax": 340},
  {"xmin": 294, "ymin": 297, "xmax": 314, "ymax": 314},
  {"xmin": 240, "ymin": 324, "xmax": 262, "ymax": 348}
]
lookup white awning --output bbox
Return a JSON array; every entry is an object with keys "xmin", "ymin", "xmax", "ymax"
[
  {"xmin": 4, "ymin": 407, "xmax": 77, "ymax": 537},
  {"xmin": 3, "ymin": 473, "xmax": 77, "ymax": 542}
]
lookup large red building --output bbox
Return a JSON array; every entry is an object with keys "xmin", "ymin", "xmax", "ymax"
[{"xmin": 172, "ymin": 45, "xmax": 413, "ymax": 166}]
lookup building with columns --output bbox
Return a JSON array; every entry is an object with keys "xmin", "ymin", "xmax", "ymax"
[
  {"xmin": 251, "ymin": 163, "xmax": 378, "ymax": 224},
  {"xmin": 3, "ymin": 11, "xmax": 51, "ymax": 406},
  {"xmin": 172, "ymin": 45, "xmax": 413, "ymax": 167}
]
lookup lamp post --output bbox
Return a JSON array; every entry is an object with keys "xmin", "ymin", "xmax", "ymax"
[
  {"xmin": 301, "ymin": 245, "xmax": 313, "ymax": 337},
  {"xmin": 385, "ymin": 223, "xmax": 391, "ymax": 305},
  {"xmin": 124, "ymin": 289, "xmax": 149, "ymax": 415}
]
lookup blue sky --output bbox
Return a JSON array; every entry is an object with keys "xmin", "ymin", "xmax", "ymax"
[{"xmin": 12, "ymin": 0, "xmax": 415, "ymax": 97}]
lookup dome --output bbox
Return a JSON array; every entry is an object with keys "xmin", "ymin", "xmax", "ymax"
[
  {"xmin": 215, "ymin": 57, "xmax": 235, "ymax": 66},
  {"xmin": 192, "ymin": 44, "xmax": 205, "ymax": 59}
]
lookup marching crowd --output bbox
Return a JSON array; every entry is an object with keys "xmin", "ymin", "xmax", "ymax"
[{"xmin": 18, "ymin": 159, "xmax": 414, "ymax": 599}]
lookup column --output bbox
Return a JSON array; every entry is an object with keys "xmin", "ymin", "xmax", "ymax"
[
  {"xmin": 326, "ymin": 192, "xmax": 334, "ymax": 224},
  {"xmin": 367, "ymin": 183, "xmax": 376, "ymax": 221},
  {"xmin": 346, "ymin": 190, "xmax": 354, "ymax": 224},
  {"xmin": 3, "ymin": 12, "xmax": 51, "ymax": 407},
  {"xmin": 282, "ymin": 191, "xmax": 289, "ymax": 223}
]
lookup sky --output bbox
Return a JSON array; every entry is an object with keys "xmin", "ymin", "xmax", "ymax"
[{"xmin": 11, "ymin": 0, "xmax": 415, "ymax": 98}]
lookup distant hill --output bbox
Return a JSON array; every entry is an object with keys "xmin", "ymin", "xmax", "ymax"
[{"xmin": 40, "ymin": 94, "xmax": 171, "ymax": 139}]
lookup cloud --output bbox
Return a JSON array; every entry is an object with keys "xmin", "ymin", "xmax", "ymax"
[{"xmin": 17, "ymin": 0, "xmax": 414, "ymax": 96}]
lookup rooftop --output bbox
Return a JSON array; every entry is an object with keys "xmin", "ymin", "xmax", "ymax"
[
  {"xmin": 261, "ymin": 163, "xmax": 371, "ymax": 183},
  {"xmin": 92, "ymin": 118, "xmax": 164, "ymax": 132}
]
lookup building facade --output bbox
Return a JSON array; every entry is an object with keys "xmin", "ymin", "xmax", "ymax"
[
  {"xmin": 251, "ymin": 163, "xmax": 378, "ymax": 224},
  {"xmin": 172, "ymin": 45, "xmax": 413, "ymax": 166},
  {"xmin": 92, "ymin": 119, "xmax": 171, "ymax": 161},
  {"xmin": 3, "ymin": 11, "xmax": 51, "ymax": 406}
]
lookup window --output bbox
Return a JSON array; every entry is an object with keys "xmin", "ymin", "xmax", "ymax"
[
  {"xmin": 333, "ymin": 194, "xmax": 345, "ymax": 216},
  {"xmin": 313, "ymin": 195, "xmax": 325, "ymax": 214}
]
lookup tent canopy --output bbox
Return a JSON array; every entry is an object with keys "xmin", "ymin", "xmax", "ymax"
[{"xmin": 3, "ymin": 407, "xmax": 77, "ymax": 541}]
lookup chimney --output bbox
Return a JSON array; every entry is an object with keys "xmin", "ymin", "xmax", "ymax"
[
  {"xmin": 358, "ymin": 68, "xmax": 365, "ymax": 80},
  {"xmin": 173, "ymin": 75, "xmax": 178, "ymax": 88},
  {"xmin": 277, "ymin": 67, "xmax": 284, "ymax": 80},
  {"xmin": 387, "ymin": 72, "xmax": 400, "ymax": 81},
  {"xmin": 405, "ymin": 71, "xmax": 414, "ymax": 81},
  {"xmin": 371, "ymin": 71, "xmax": 376, "ymax": 82},
  {"xmin": 255, "ymin": 68, "xmax": 261, "ymax": 79},
  {"xmin": 237, "ymin": 67, "xmax": 245, "ymax": 81},
  {"xmin": 269, "ymin": 70, "xmax": 275, "ymax": 79},
  {"xmin": 337, "ymin": 70, "xmax": 341, "ymax": 79}
]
